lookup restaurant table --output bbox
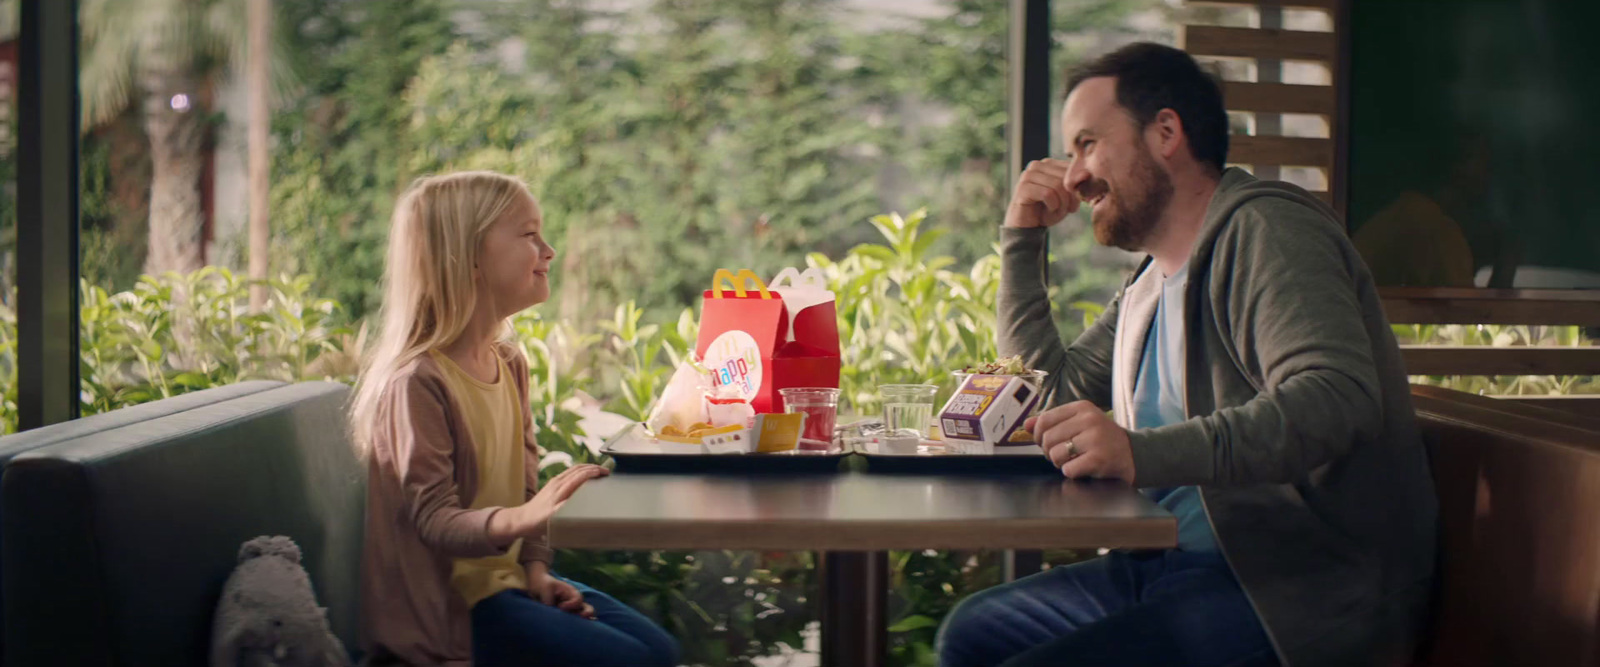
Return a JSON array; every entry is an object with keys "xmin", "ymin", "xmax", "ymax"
[{"xmin": 553, "ymin": 471, "xmax": 1177, "ymax": 667}]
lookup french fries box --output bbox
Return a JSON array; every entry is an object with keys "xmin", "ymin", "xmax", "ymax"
[
  {"xmin": 938, "ymin": 374, "xmax": 1039, "ymax": 454},
  {"xmin": 696, "ymin": 413, "xmax": 806, "ymax": 454},
  {"xmin": 702, "ymin": 425, "xmax": 755, "ymax": 454}
]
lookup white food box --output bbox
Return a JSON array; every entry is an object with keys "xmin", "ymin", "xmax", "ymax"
[{"xmin": 938, "ymin": 374, "xmax": 1040, "ymax": 453}]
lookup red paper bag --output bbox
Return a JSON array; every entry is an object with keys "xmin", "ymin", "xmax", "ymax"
[{"xmin": 696, "ymin": 268, "xmax": 841, "ymax": 414}]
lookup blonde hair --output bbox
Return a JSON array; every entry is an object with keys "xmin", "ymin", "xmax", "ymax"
[{"xmin": 349, "ymin": 171, "xmax": 534, "ymax": 459}]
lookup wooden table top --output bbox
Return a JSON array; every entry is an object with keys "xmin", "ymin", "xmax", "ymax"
[{"xmin": 553, "ymin": 472, "xmax": 1177, "ymax": 551}]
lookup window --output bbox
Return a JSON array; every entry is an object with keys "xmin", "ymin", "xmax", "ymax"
[{"xmin": 1047, "ymin": 0, "xmax": 1177, "ymax": 330}]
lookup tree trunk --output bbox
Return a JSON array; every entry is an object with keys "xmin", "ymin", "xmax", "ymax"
[
  {"xmin": 141, "ymin": 60, "xmax": 206, "ymax": 276},
  {"xmin": 247, "ymin": 0, "xmax": 272, "ymax": 310}
]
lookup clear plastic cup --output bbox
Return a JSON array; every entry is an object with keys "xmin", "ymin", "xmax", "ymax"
[
  {"xmin": 779, "ymin": 387, "xmax": 840, "ymax": 451},
  {"xmin": 879, "ymin": 384, "xmax": 939, "ymax": 439}
]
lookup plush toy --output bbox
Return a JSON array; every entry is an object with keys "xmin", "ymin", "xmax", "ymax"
[{"xmin": 210, "ymin": 536, "xmax": 351, "ymax": 667}]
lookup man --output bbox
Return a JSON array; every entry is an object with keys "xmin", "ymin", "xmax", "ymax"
[{"xmin": 936, "ymin": 43, "xmax": 1437, "ymax": 667}]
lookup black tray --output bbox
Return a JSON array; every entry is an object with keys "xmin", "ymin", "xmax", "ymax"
[
  {"xmin": 600, "ymin": 423, "xmax": 851, "ymax": 474},
  {"xmin": 855, "ymin": 441, "xmax": 1061, "ymax": 475}
]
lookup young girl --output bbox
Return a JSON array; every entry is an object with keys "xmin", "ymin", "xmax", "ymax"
[{"xmin": 351, "ymin": 171, "xmax": 679, "ymax": 667}]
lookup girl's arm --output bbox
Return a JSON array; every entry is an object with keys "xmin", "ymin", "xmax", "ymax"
[{"xmin": 384, "ymin": 373, "xmax": 512, "ymax": 558}]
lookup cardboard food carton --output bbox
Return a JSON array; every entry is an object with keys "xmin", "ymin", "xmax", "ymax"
[{"xmin": 938, "ymin": 374, "xmax": 1040, "ymax": 454}]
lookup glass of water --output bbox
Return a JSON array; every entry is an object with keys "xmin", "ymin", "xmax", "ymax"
[{"xmin": 879, "ymin": 384, "xmax": 939, "ymax": 439}]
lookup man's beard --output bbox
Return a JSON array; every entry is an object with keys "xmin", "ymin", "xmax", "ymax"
[{"xmin": 1087, "ymin": 143, "xmax": 1173, "ymax": 252}]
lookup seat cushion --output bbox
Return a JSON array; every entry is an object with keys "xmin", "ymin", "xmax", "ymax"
[{"xmin": 2, "ymin": 382, "xmax": 364, "ymax": 667}]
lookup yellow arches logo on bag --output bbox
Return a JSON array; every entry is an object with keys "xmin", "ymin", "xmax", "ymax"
[
  {"xmin": 696, "ymin": 267, "xmax": 840, "ymax": 414},
  {"xmin": 709, "ymin": 269, "xmax": 774, "ymax": 300}
]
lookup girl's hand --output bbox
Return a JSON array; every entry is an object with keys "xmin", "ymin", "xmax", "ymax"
[
  {"xmin": 489, "ymin": 464, "xmax": 609, "ymax": 544},
  {"xmin": 528, "ymin": 564, "xmax": 596, "ymax": 619}
]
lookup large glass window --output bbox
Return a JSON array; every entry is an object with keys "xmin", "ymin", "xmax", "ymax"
[
  {"xmin": 1046, "ymin": 0, "xmax": 1176, "ymax": 342},
  {"xmin": 1040, "ymin": 0, "xmax": 1174, "ymax": 580},
  {"xmin": 64, "ymin": 0, "xmax": 1188, "ymax": 663}
]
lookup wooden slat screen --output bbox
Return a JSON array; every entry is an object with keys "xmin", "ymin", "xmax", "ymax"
[
  {"xmin": 1183, "ymin": 25, "xmax": 1336, "ymax": 62},
  {"xmin": 1221, "ymin": 81, "xmax": 1335, "ymax": 116},
  {"xmin": 1180, "ymin": 0, "xmax": 1341, "ymax": 207},
  {"xmin": 1188, "ymin": 0, "xmax": 1337, "ymax": 9},
  {"xmin": 1402, "ymin": 347, "xmax": 1600, "ymax": 378}
]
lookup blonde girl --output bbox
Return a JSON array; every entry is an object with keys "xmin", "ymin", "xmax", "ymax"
[{"xmin": 351, "ymin": 172, "xmax": 678, "ymax": 667}]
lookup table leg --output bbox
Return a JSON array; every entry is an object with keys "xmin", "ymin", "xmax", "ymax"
[
  {"xmin": 819, "ymin": 550, "xmax": 888, "ymax": 667},
  {"xmin": 1004, "ymin": 549, "xmax": 1044, "ymax": 581}
]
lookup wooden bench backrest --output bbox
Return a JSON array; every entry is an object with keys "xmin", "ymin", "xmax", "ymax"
[{"xmin": 1413, "ymin": 388, "xmax": 1600, "ymax": 667}]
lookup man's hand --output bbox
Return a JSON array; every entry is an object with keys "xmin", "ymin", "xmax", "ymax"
[
  {"xmin": 527, "ymin": 562, "xmax": 595, "ymax": 620},
  {"xmin": 1004, "ymin": 159, "xmax": 1079, "ymax": 229},
  {"xmin": 1025, "ymin": 400, "xmax": 1135, "ymax": 483}
]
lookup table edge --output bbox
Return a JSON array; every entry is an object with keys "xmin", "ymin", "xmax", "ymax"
[{"xmin": 554, "ymin": 517, "xmax": 1179, "ymax": 551}]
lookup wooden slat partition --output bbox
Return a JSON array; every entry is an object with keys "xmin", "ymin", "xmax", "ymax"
[
  {"xmin": 1182, "ymin": 0, "xmax": 1342, "ymax": 213},
  {"xmin": 1182, "ymin": 25, "xmax": 1337, "ymax": 62},
  {"xmin": 1222, "ymin": 81, "xmax": 1336, "ymax": 116},
  {"xmin": 1382, "ymin": 287, "xmax": 1600, "ymax": 327},
  {"xmin": 1402, "ymin": 346, "xmax": 1600, "ymax": 377},
  {"xmin": 1188, "ymin": 0, "xmax": 1338, "ymax": 9},
  {"xmin": 1229, "ymin": 135, "xmax": 1333, "ymax": 167}
]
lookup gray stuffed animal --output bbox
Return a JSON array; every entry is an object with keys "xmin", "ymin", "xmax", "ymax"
[{"xmin": 211, "ymin": 536, "xmax": 351, "ymax": 667}]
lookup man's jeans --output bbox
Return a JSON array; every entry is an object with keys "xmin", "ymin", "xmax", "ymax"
[{"xmin": 936, "ymin": 548, "xmax": 1279, "ymax": 667}]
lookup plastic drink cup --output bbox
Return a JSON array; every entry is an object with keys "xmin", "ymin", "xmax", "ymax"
[
  {"xmin": 879, "ymin": 384, "xmax": 938, "ymax": 439},
  {"xmin": 779, "ymin": 387, "xmax": 840, "ymax": 451}
]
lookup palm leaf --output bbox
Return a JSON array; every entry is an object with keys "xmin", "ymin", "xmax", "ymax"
[
  {"xmin": 79, "ymin": 0, "xmax": 299, "ymax": 131},
  {"xmin": 78, "ymin": 0, "xmax": 148, "ymax": 130}
]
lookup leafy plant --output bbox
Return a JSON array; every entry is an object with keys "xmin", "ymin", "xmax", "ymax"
[
  {"xmin": 77, "ymin": 267, "xmax": 352, "ymax": 416},
  {"xmin": 0, "ymin": 288, "xmax": 15, "ymax": 431}
]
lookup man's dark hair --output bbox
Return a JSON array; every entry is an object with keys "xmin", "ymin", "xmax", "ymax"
[{"xmin": 1064, "ymin": 42, "xmax": 1229, "ymax": 174}]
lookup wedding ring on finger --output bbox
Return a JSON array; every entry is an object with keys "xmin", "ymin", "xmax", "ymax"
[{"xmin": 1063, "ymin": 440, "xmax": 1079, "ymax": 460}]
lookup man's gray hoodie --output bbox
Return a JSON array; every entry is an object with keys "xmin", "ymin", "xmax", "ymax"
[{"xmin": 999, "ymin": 168, "xmax": 1437, "ymax": 666}]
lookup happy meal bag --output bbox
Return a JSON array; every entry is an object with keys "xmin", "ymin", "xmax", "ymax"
[{"xmin": 694, "ymin": 268, "xmax": 841, "ymax": 414}]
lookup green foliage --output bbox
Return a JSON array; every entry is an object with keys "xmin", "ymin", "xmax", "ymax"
[
  {"xmin": 77, "ymin": 267, "xmax": 351, "ymax": 417},
  {"xmin": 0, "ymin": 92, "xmax": 15, "ymax": 300},
  {"xmin": 268, "ymin": 0, "xmax": 458, "ymax": 318},
  {"xmin": 812, "ymin": 208, "xmax": 999, "ymax": 414},
  {"xmin": 858, "ymin": 0, "xmax": 1012, "ymax": 263},
  {"xmin": 254, "ymin": 0, "xmax": 1150, "ymax": 330},
  {"xmin": 79, "ymin": 131, "xmax": 150, "ymax": 293},
  {"xmin": 0, "ymin": 288, "xmax": 14, "ymax": 428}
]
